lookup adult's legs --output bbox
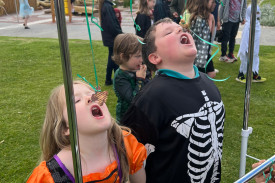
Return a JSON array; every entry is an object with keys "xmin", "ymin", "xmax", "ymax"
[
  {"xmin": 105, "ymin": 46, "xmax": 118, "ymax": 85},
  {"xmin": 221, "ymin": 22, "xmax": 233, "ymax": 56},
  {"xmin": 228, "ymin": 22, "xmax": 240, "ymax": 55}
]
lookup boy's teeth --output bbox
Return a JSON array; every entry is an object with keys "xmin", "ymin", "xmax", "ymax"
[{"xmin": 181, "ymin": 36, "xmax": 188, "ymax": 44}]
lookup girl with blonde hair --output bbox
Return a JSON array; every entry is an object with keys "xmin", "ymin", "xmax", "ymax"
[
  {"xmin": 135, "ymin": 0, "xmax": 156, "ymax": 38},
  {"xmin": 27, "ymin": 81, "xmax": 146, "ymax": 183}
]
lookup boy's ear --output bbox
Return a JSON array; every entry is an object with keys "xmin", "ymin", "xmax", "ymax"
[
  {"xmin": 119, "ymin": 53, "xmax": 124, "ymax": 60},
  {"xmin": 148, "ymin": 53, "xmax": 161, "ymax": 65}
]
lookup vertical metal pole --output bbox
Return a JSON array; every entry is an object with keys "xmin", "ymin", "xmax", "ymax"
[
  {"xmin": 14, "ymin": 0, "xmax": 19, "ymax": 23},
  {"xmin": 54, "ymin": 0, "xmax": 83, "ymax": 182},
  {"xmin": 239, "ymin": 0, "xmax": 257, "ymax": 178}
]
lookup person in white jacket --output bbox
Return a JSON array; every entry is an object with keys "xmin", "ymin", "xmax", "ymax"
[{"xmin": 236, "ymin": 5, "xmax": 266, "ymax": 83}]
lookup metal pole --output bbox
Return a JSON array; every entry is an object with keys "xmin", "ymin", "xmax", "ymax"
[
  {"xmin": 54, "ymin": 0, "xmax": 83, "ymax": 182},
  {"xmin": 14, "ymin": 0, "xmax": 19, "ymax": 23},
  {"xmin": 239, "ymin": 0, "xmax": 258, "ymax": 178},
  {"xmin": 235, "ymin": 155, "xmax": 275, "ymax": 182}
]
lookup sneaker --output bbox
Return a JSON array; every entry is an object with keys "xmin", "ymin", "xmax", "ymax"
[
  {"xmin": 105, "ymin": 80, "xmax": 113, "ymax": 86},
  {"xmin": 215, "ymin": 69, "xmax": 219, "ymax": 73},
  {"xmin": 219, "ymin": 55, "xmax": 228, "ymax": 62},
  {"xmin": 253, "ymin": 73, "xmax": 266, "ymax": 83},
  {"xmin": 236, "ymin": 72, "xmax": 246, "ymax": 83},
  {"xmin": 226, "ymin": 57, "xmax": 235, "ymax": 63},
  {"xmin": 228, "ymin": 53, "xmax": 237, "ymax": 62}
]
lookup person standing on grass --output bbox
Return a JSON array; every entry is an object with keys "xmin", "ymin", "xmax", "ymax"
[
  {"xmin": 236, "ymin": 5, "xmax": 266, "ymax": 83},
  {"xmin": 19, "ymin": 0, "xmax": 33, "ymax": 29},
  {"xmin": 135, "ymin": 0, "xmax": 156, "ymax": 38},
  {"xmin": 112, "ymin": 33, "xmax": 151, "ymax": 122},
  {"xmin": 188, "ymin": 0, "xmax": 217, "ymax": 78},
  {"xmin": 211, "ymin": 0, "xmax": 221, "ymax": 44},
  {"xmin": 99, "ymin": 0, "xmax": 123, "ymax": 86},
  {"xmin": 121, "ymin": 18, "xmax": 225, "ymax": 183},
  {"xmin": 218, "ymin": 0, "xmax": 246, "ymax": 63}
]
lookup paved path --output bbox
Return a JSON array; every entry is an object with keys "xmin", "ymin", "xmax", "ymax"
[{"xmin": 0, "ymin": 8, "xmax": 275, "ymax": 46}]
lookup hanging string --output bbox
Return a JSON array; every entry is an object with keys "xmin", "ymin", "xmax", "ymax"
[
  {"xmin": 263, "ymin": 160, "xmax": 274, "ymax": 183},
  {"xmin": 130, "ymin": 0, "xmax": 140, "ymax": 32},
  {"xmin": 82, "ymin": 0, "xmax": 100, "ymax": 91},
  {"xmin": 180, "ymin": 12, "xmax": 229, "ymax": 82},
  {"xmin": 130, "ymin": 0, "xmax": 145, "ymax": 44},
  {"xmin": 191, "ymin": 30, "xmax": 230, "ymax": 82},
  {"xmin": 87, "ymin": 0, "xmax": 103, "ymax": 31},
  {"xmin": 77, "ymin": 74, "xmax": 101, "ymax": 92}
]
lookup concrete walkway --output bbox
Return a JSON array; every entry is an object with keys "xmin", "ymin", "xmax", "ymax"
[{"xmin": 0, "ymin": 8, "xmax": 275, "ymax": 46}]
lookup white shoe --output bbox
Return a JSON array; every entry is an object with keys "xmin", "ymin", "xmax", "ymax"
[
  {"xmin": 219, "ymin": 56, "xmax": 228, "ymax": 62},
  {"xmin": 226, "ymin": 57, "xmax": 235, "ymax": 63},
  {"xmin": 215, "ymin": 69, "xmax": 219, "ymax": 73}
]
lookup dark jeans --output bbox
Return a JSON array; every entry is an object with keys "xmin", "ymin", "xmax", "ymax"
[
  {"xmin": 221, "ymin": 21, "xmax": 240, "ymax": 56},
  {"xmin": 106, "ymin": 46, "xmax": 118, "ymax": 82}
]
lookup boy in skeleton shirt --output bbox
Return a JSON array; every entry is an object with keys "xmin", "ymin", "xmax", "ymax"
[{"xmin": 121, "ymin": 18, "xmax": 225, "ymax": 183}]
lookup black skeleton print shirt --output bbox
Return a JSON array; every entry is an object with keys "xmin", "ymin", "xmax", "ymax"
[{"xmin": 121, "ymin": 72, "xmax": 225, "ymax": 183}]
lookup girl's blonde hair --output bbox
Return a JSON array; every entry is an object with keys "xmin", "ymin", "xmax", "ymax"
[
  {"xmin": 187, "ymin": 0, "xmax": 211, "ymax": 24},
  {"xmin": 112, "ymin": 33, "xmax": 143, "ymax": 65},
  {"xmin": 136, "ymin": 0, "xmax": 152, "ymax": 15},
  {"xmin": 40, "ymin": 81, "xmax": 130, "ymax": 182}
]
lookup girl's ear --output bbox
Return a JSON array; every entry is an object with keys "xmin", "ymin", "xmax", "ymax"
[
  {"xmin": 148, "ymin": 53, "xmax": 161, "ymax": 65},
  {"xmin": 64, "ymin": 127, "xmax": 70, "ymax": 136}
]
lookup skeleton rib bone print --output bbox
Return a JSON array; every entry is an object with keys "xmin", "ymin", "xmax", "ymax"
[{"xmin": 171, "ymin": 90, "xmax": 225, "ymax": 183}]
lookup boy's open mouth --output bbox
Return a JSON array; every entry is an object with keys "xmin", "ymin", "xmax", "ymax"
[
  {"xmin": 180, "ymin": 34, "xmax": 190, "ymax": 44},
  {"xmin": 91, "ymin": 105, "xmax": 103, "ymax": 117}
]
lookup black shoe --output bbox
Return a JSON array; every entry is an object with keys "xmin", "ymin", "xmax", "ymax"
[
  {"xmin": 253, "ymin": 72, "xmax": 266, "ymax": 82},
  {"xmin": 25, "ymin": 26, "xmax": 30, "ymax": 29},
  {"xmin": 236, "ymin": 72, "xmax": 246, "ymax": 83},
  {"xmin": 105, "ymin": 80, "xmax": 113, "ymax": 86}
]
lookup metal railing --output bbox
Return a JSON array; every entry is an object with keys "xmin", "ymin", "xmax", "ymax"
[{"xmin": 235, "ymin": 155, "xmax": 275, "ymax": 182}]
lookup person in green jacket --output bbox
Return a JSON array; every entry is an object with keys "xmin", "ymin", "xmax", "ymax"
[{"xmin": 112, "ymin": 33, "xmax": 151, "ymax": 122}]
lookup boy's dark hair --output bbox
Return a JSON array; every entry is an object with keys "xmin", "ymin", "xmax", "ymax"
[
  {"xmin": 142, "ymin": 18, "xmax": 174, "ymax": 71},
  {"xmin": 112, "ymin": 33, "xmax": 143, "ymax": 65}
]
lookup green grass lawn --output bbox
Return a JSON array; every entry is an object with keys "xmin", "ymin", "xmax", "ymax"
[
  {"xmin": 261, "ymin": 0, "xmax": 275, "ymax": 6},
  {"xmin": 0, "ymin": 36, "xmax": 274, "ymax": 182}
]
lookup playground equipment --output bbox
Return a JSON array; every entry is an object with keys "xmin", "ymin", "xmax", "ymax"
[{"xmin": 52, "ymin": 0, "xmax": 72, "ymax": 23}]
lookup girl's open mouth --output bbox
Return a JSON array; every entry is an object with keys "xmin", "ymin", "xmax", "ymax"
[{"xmin": 91, "ymin": 105, "xmax": 103, "ymax": 117}]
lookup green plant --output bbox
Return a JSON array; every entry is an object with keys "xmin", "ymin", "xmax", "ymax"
[{"xmin": 261, "ymin": 4, "xmax": 275, "ymax": 26}]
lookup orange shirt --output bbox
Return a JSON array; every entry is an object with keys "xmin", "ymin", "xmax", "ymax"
[{"xmin": 27, "ymin": 131, "xmax": 146, "ymax": 183}]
